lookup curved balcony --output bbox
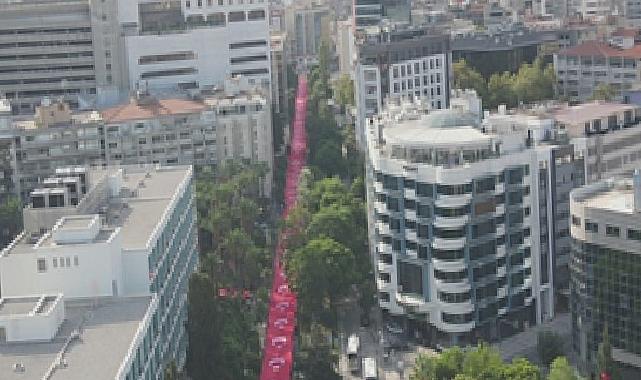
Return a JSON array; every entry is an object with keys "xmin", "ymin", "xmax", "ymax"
[
  {"xmin": 405, "ymin": 209, "xmax": 417, "ymax": 220},
  {"xmin": 377, "ymin": 279, "xmax": 394, "ymax": 292},
  {"xmin": 396, "ymin": 292, "xmax": 427, "ymax": 308},
  {"xmin": 435, "ymin": 193, "xmax": 472, "ymax": 208},
  {"xmin": 434, "ymin": 279, "xmax": 471, "ymax": 293},
  {"xmin": 377, "ymin": 242, "xmax": 393, "ymax": 255},
  {"xmin": 439, "ymin": 301, "xmax": 474, "ymax": 314},
  {"xmin": 432, "ymin": 237, "xmax": 466, "ymax": 250},
  {"xmin": 404, "ymin": 188, "xmax": 416, "ymax": 199},
  {"xmin": 434, "ymin": 214, "xmax": 469, "ymax": 228},
  {"xmin": 377, "ymin": 261, "xmax": 393, "ymax": 273},
  {"xmin": 432, "ymin": 258, "xmax": 467, "ymax": 272},
  {"xmin": 438, "ymin": 320, "xmax": 476, "ymax": 333},
  {"xmin": 376, "ymin": 221, "xmax": 390, "ymax": 236}
]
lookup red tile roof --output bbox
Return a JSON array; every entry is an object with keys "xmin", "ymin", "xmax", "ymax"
[
  {"xmin": 101, "ymin": 98, "xmax": 206, "ymax": 123},
  {"xmin": 612, "ymin": 28, "xmax": 639, "ymax": 38},
  {"xmin": 558, "ymin": 40, "xmax": 641, "ymax": 59}
]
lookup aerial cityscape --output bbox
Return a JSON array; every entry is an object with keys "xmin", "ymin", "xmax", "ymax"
[{"xmin": 0, "ymin": 0, "xmax": 641, "ymax": 379}]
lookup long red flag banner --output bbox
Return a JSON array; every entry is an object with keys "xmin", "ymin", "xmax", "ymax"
[{"xmin": 259, "ymin": 75, "xmax": 308, "ymax": 380}]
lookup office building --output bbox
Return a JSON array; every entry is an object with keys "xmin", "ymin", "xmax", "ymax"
[
  {"xmin": 0, "ymin": 0, "xmax": 125, "ymax": 114},
  {"xmin": 270, "ymin": 31, "xmax": 289, "ymax": 116},
  {"xmin": 0, "ymin": 165, "xmax": 198, "ymax": 379},
  {"xmin": 555, "ymin": 31, "xmax": 641, "ymax": 102},
  {"xmin": 353, "ymin": 0, "xmax": 383, "ymax": 28},
  {"xmin": 354, "ymin": 25, "xmax": 451, "ymax": 147},
  {"xmin": 120, "ymin": 0, "xmax": 271, "ymax": 94},
  {"xmin": 365, "ymin": 102, "xmax": 553, "ymax": 344},
  {"xmin": 570, "ymin": 175, "xmax": 641, "ymax": 376}
]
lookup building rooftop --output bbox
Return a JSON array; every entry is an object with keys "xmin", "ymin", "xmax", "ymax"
[
  {"xmin": 557, "ymin": 40, "xmax": 641, "ymax": 59},
  {"xmin": 4, "ymin": 165, "xmax": 192, "ymax": 255},
  {"xmin": 552, "ymin": 102, "xmax": 637, "ymax": 126},
  {"xmin": 0, "ymin": 296, "xmax": 152, "ymax": 380},
  {"xmin": 101, "ymin": 98, "xmax": 206, "ymax": 123}
]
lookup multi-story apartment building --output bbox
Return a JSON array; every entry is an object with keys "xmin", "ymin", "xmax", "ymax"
[
  {"xmin": 0, "ymin": 0, "xmax": 125, "ymax": 114},
  {"xmin": 355, "ymin": 25, "xmax": 451, "ymax": 147},
  {"xmin": 365, "ymin": 102, "xmax": 554, "ymax": 345},
  {"xmin": 555, "ymin": 32, "xmax": 641, "ymax": 102},
  {"xmin": 570, "ymin": 175, "xmax": 641, "ymax": 376},
  {"xmin": 552, "ymin": 102, "xmax": 641, "ymax": 184},
  {"xmin": 621, "ymin": 0, "xmax": 641, "ymax": 27},
  {"xmin": 2, "ymin": 78, "xmax": 273, "ymax": 200},
  {"xmin": 0, "ymin": 165, "xmax": 198, "ymax": 379},
  {"xmin": 270, "ymin": 31, "xmax": 289, "ymax": 116},
  {"xmin": 353, "ymin": 0, "xmax": 383, "ymax": 28},
  {"xmin": 485, "ymin": 110, "xmax": 583, "ymax": 302},
  {"xmin": 120, "ymin": 0, "xmax": 271, "ymax": 93}
]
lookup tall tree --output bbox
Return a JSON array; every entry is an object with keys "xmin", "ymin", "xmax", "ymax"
[
  {"xmin": 590, "ymin": 84, "xmax": 617, "ymax": 101},
  {"xmin": 334, "ymin": 74, "xmax": 355, "ymax": 109},
  {"xmin": 0, "ymin": 196, "xmax": 22, "ymax": 249},
  {"xmin": 548, "ymin": 357, "xmax": 580, "ymax": 380},
  {"xmin": 453, "ymin": 59, "xmax": 487, "ymax": 99},
  {"xmin": 597, "ymin": 324, "xmax": 616, "ymax": 380},
  {"xmin": 537, "ymin": 330, "xmax": 565, "ymax": 367}
]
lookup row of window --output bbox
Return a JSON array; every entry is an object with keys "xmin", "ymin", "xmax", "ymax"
[
  {"xmin": 36, "ymin": 255, "xmax": 79, "ymax": 272},
  {"xmin": 185, "ymin": 0, "xmax": 264, "ymax": 7},
  {"xmin": 391, "ymin": 58, "xmax": 442, "ymax": 79},
  {"xmin": 573, "ymin": 216, "xmax": 641, "ymax": 240}
]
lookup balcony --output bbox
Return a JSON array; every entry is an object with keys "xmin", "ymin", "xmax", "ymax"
[
  {"xmin": 376, "ymin": 221, "xmax": 390, "ymax": 236},
  {"xmin": 405, "ymin": 209, "xmax": 417, "ymax": 220},
  {"xmin": 377, "ymin": 261, "xmax": 393, "ymax": 273},
  {"xmin": 496, "ymin": 245, "xmax": 506, "ymax": 258},
  {"xmin": 497, "ymin": 286, "xmax": 508, "ymax": 298},
  {"xmin": 495, "ymin": 204, "xmax": 505, "ymax": 215},
  {"xmin": 405, "ymin": 188, "xmax": 416, "ymax": 199},
  {"xmin": 406, "ymin": 229, "xmax": 417, "ymax": 241},
  {"xmin": 432, "ymin": 237, "xmax": 466, "ymax": 250},
  {"xmin": 432, "ymin": 258, "xmax": 467, "ymax": 272},
  {"xmin": 440, "ymin": 301, "xmax": 474, "ymax": 314},
  {"xmin": 435, "ymin": 193, "xmax": 472, "ymax": 208},
  {"xmin": 497, "ymin": 266, "xmax": 506, "ymax": 278},
  {"xmin": 434, "ymin": 215, "xmax": 469, "ymax": 228},
  {"xmin": 396, "ymin": 292, "xmax": 426, "ymax": 308},
  {"xmin": 377, "ymin": 279, "xmax": 394, "ymax": 292},
  {"xmin": 377, "ymin": 242, "xmax": 393, "ymax": 255},
  {"xmin": 374, "ymin": 182, "xmax": 383, "ymax": 193},
  {"xmin": 495, "ymin": 183, "xmax": 505, "ymax": 194},
  {"xmin": 434, "ymin": 279, "xmax": 471, "ymax": 293},
  {"xmin": 439, "ymin": 319, "xmax": 475, "ymax": 334}
]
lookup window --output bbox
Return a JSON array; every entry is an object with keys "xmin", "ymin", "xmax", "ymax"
[
  {"xmin": 247, "ymin": 9, "xmax": 265, "ymax": 20},
  {"xmin": 228, "ymin": 11, "xmax": 246, "ymax": 22},
  {"xmin": 74, "ymin": 256, "xmax": 79, "ymax": 266},
  {"xmin": 606, "ymin": 225, "xmax": 620, "ymax": 237},
  {"xmin": 53, "ymin": 258, "xmax": 58, "ymax": 268},
  {"xmin": 37, "ymin": 258, "xmax": 47, "ymax": 273},
  {"xmin": 66, "ymin": 257, "xmax": 71, "ymax": 267},
  {"xmin": 585, "ymin": 220, "xmax": 598, "ymax": 233},
  {"xmin": 572, "ymin": 215, "xmax": 581, "ymax": 226},
  {"xmin": 628, "ymin": 229, "xmax": 641, "ymax": 240}
]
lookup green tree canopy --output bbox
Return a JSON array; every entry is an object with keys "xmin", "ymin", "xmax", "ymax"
[
  {"xmin": 548, "ymin": 357, "xmax": 580, "ymax": 380},
  {"xmin": 537, "ymin": 330, "xmax": 565, "ymax": 367},
  {"xmin": 453, "ymin": 59, "xmax": 487, "ymax": 99},
  {"xmin": 590, "ymin": 83, "xmax": 617, "ymax": 101}
]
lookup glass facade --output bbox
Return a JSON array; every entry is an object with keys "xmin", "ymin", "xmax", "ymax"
[{"xmin": 124, "ymin": 180, "xmax": 198, "ymax": 380}]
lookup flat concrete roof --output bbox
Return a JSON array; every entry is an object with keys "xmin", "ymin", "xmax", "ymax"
[
  {"xmin": 58, "ymin": 216, "xmax": 94, "ymax": 230},
  {"xmin": 383, "ymin": 119, "xmax": 492, "ymax": 147},
  {"xmin": 583, "ymin": 188, "xmax": 635, "ymax": 214},
  {"xmin": 0, "ymin": 298, "xmax": 38, "ymax": 317},
  {"xmin": 553, "ymin": 102, "xmax": 636, "ymax": 126},
  {"xmin": 0, "ymin": 296, "xmax": 151, "ymax": 380}
]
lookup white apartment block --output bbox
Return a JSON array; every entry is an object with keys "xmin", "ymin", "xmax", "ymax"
[
  {"xmin": 0, "ymin": 165, "xmax": 198, "ymax": 380},
  {"xmin": 555, "ymin": 35, "xmax": 641, "ymax": 102},
  {"xmin": 1, "ymin": 78, "xmax": 274, "ymax": 200},
  {"xmin": 119, "ymin": 0, "xmax": 271, "ymax": 94},
  {"xmin": 365, "ymin": 102, "xmax": 554, "ymax": 344},
  {"xmin": 552, "ymin": 102, "xmax": 641, "ymax": 184}
]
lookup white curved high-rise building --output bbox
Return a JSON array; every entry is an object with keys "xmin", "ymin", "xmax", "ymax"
[{"xmin": 365, "ymin": 101, "xmax": 552, "ymax": 344}]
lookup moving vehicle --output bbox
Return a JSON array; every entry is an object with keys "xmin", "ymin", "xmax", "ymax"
[
  {"xmin": 362, "ymin": 357, "xmax": 377, "ymax": 380},
  {"xmin": 347, "ymin": 334, "xmax": 360, "ymax": 373}
]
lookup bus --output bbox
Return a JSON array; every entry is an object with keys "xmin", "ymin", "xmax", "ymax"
[
  {"xmin": 347, "ymin": 335, "xmax": 360, "ymax": 373},
  {"xmin": 362, "ymin": 357, "xmax": 377, "ymax": 380}
]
